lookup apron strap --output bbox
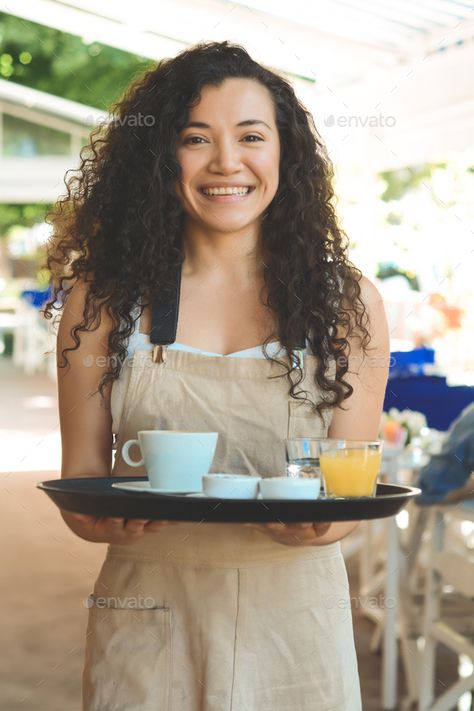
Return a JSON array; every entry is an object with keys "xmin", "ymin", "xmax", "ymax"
[
  {"xmin": 149, "ymin": 260, "xmax": 306, "ymax": 363},
  {"xmin": 150, "ymin": 262, "xmax": 182, "ymax": 363}
]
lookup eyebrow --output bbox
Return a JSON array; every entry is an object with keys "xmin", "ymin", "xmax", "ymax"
[{"xmin": 183, "ymin": 119, "xmax": 272, "ymax": 130}]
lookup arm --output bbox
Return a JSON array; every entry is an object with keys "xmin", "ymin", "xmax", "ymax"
[
  {"xmin": 251, "ymin": 275, "xmax": 390, "ymax": 547},
  {"xmin": 316, "ymin": 274, "xmax": 390, "ymax": 544},
  {"xmin": 327, "ymin": 275, "xmax": 390, "ymax": 440},
  {"xmin": 57, "ymin": 278, "xmax": 171, "ymax": 543},
  {"xmin": 57, "ymin": 276, "xmax": 114, "ymax": 480}
]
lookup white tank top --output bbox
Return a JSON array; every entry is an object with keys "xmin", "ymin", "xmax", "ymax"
[
  {"xmin": 126, "ymin": 304, "xmax": 308, "ymax": 359},
  {"xmin": 126, "ymin": 328, "xmax": 288, "ymax": 359}
]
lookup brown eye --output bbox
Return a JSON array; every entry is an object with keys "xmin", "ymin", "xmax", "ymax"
[
  {"xmin": 242, "ymin": 134, "xmax": 263, "ymax": 142},
  {"xmin": 183, "ymin": 136, "xmax": 207, "ymax": 145}
]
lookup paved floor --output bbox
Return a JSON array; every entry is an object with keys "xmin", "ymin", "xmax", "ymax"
[
  {"xmin": 0, "ymin": 355, "xmax": 60, "ymax": 472},
  {"xmin": 0, "ymin": 356, "xmax": 466, "ymax": 710}
]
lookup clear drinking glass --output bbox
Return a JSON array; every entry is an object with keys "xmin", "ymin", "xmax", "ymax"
[
  {"xmin": 285, "ymin": 438, "xmax": 323, "ymax": 480},
  {"xmin": 318, "ymin": 439, "xmax": 383, "ymax": 498}
]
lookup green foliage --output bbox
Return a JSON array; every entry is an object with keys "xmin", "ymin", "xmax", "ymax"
[
  {"xmin": 0, "ymin": 12, "xmax": 154, "ymax": 110},
  {"xmin": 379, "ymin": 163, "xmax": 447, "ymax": 201},
  {"xmin": 0, "ymin": 14, "xmax": 156, "ymax": 240},
  {"xmin": 0, "ymin": 203, "xmax": 51, "ymax": 235},
  {"xmin": 375, "ymin": 263, "xmax": 420, "ymax": 290}
]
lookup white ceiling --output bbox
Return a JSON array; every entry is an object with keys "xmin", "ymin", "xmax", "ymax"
[
  {"xmin": 2, "ymin": 0, "xmax": 474, "ymax": 170},
  {"xmin": 5, "ymin": 0, "xmax": 473, "ymax": 87}
]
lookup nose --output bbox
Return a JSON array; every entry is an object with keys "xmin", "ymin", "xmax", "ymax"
[{"xmin": 208, "ymin": 137, "xmax": 243, "ymax": 175}]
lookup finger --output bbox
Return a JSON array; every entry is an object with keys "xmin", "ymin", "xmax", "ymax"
[
  {"xmin": 257, "ymin": 522, "xmax": 286, "ymax": 531},
  {"xmin": 244, "ymin": 522, "xmax": 316, "ymax": 546},
  {"xmin": 144, "ymin": 521, "xmax": 168, "ymax": 532},
  {"xmin": 69, "ymin": 513, "xmax": 94, "ymax": 524},
  {"xmin": 124, "ymin": 518, "xmax": 148, "ymax": 529},
  {"xmin": 312, "ymin": 522, "xmax": 331, "ymax": 537},
  {"xmin": 243, "ymin": 522, "xmax": 270, "ymax": 534},
  {"xmin": 265, "ymin": 523, "xmax": 309, "ymax": 536},
  {"xmin": 249, "ymin": 523, "xmax": 302, "ymax": 544},
  {"xmin": 275, "ymin": 524, "xmax": 317, "ymax": 545},
  {"xmin": 102, "ymin": 517, "xmax": 125, "ymax": 528},
  {"xmin": 281, "ymin": 523, "xmax": 314, "ymax": 535}
]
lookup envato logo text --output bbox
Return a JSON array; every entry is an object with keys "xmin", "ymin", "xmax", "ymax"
[
  {"xmin": 84, "ymin": 594, "xmax": 158, "ymax": 609},
  {"xmin": 323, "ymin": 594, "xmax": 396, "ymax": 610},
  {"xmin": 81, "ymin": 353, "xmax": 396, "ymax": 371},
  {"xmin": 324, "ymin": 114, "xmax": 396, "ymax": 129},
  {"xmin": 87, "ymin": 113, "xmax": 156, "ymax": 128}
]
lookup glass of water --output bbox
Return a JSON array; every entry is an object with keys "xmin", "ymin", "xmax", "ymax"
[{"xmin": 285, "ymin": 438, "xmax": 322, "ymax": 482}]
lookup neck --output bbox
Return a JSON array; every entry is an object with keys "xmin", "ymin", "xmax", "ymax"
[{"xmin": 181, "ymin": 219, "xmax": 265, "ymax": 284}]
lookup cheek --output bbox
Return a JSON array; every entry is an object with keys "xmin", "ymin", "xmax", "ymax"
[
  {"xmin": 257, "ymin": 150, "xmax": 280, "ymax": 192},
  {"xmin": 175, "ymin": 156, "xmax": 197, "ymax": 205},
  {"xmin": 175, "ymin": 148, "xmax": 200, "ymax": 183},
  {"xmin": 175, "ymin": 155, "xmax": 190, "ymax": 185}
]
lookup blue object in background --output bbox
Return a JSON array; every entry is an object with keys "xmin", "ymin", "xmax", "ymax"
[
  {"xmin": 389, "ymin": 347, "xmax": 435, "ymax": 378},
  {"xmin": 20, "ymin": 287, "xmax": 52, "ymax": 309},
  {"xmin": 416, "ymin": 403, "xmax": 474, "ymax": 505},
  {"xmin": 384, "ymin": 348, "xmax": 474, "ymax": 430},
  {"xmin": 384, "ymin": 375, "xmax": 474, "ymax": 431}
]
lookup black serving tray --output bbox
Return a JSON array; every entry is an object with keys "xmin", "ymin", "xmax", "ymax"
[{"xmin": 37, "ymin": 476, "xmax": 420, "ymax": 523}]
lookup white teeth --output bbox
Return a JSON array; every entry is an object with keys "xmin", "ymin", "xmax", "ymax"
[{"xmin": 202, "ymin": 186, "xmax": 251, "ymax": 196}]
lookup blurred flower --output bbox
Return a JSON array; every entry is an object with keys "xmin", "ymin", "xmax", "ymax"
[{"xmin": 380, "ymin": 408, "xmax": 427, "ymax": 446}]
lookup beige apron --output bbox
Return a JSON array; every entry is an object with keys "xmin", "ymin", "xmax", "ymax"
[{"xmin": 82, "ymin": 347, "xmax": 362, "ymax": 711}]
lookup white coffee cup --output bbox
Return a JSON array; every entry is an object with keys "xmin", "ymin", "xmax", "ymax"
[{"xmin": 122, "ymin": 430, "xmax": 218, "ymax": 491}]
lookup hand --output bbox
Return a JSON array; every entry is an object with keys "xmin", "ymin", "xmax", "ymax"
[
  {"xmin": 62, "ymin": 510, "xmax": 178, "ymax": 545},
  {"xmin": 244, "ymin": 521, "xmax": 332, "ymax": 547}
]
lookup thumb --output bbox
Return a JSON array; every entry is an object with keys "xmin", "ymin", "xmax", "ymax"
[{"xmin": 69, "ymin": 512, "xmax": 93, "ymax": 523}]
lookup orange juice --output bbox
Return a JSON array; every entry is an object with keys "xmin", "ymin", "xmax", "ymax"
[{"xmin": 319, "ymin": 448, "xmax": 381, "ymax": 497}]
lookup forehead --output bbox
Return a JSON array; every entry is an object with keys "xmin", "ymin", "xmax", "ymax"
[{"xmin": 188, "ymin": 78, "xmax": 276, "ymax": 123}]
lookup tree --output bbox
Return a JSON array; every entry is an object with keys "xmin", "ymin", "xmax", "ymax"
[
  {"xmin": 0, "ymin": 204, "xmax": 51, "ymax": 235},
  {"xmin": 0, "ymin": 12, "xmax": 154, "ymax": 110}
]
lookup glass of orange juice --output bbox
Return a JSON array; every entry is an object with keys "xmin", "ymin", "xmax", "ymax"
[{"xmin": 318, "ymin": 439, "xmax": 383, "ymax": 498}]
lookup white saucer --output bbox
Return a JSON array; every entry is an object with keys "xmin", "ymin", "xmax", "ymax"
[{"xmin": 111, "ymin": 480, "xmax": 201, "ymax": 495}]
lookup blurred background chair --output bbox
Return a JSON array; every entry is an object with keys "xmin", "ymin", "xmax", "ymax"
[
  {"xmin": 417, "ymin": 504, "xmax": 474, "ymax": 711},
  {"xmin": 0, "ymin": 287, "xmax": 57, "ymax": 380},
  {"xmin": 395, "ymin": 405, "xmax": 474, "ymax": 710}
]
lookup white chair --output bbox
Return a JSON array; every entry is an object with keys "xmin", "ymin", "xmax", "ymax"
[
  {"xmin": 418, "ymin": 504, "xmax": 474, "ymax": 711},
  {"xmin": 12, "ymin": 299, "xmax": 57, "ymax": 379},
  {"xmin": 356, "ymin": 442, "xmax": 447, "ymax": 710}
]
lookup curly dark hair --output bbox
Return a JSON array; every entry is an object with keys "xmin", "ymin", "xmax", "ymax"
[{"xmin": 43, "ymin": 40, "xmax": 370, "ymax": 418}]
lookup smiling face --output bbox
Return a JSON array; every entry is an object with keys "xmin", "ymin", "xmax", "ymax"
[{"xmin": 175, "ymin": 78, "xmax": 280, "ymax": 237}]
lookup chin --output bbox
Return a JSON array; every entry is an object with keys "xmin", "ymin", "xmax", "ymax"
[{"xmin": 200, "ymin": 216, "xmax": 256, "ymax": 233}]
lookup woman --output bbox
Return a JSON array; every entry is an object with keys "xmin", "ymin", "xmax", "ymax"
[{"xmin": 45, "ymin": 41, "xmax": 389, "ymax": 710}]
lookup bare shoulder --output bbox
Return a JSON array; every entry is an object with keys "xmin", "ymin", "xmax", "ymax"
[
  {"xmin": 61, "ymin": 273, "xmax": 107, "ymax": 315},
  {"xmin": 59, "ymin": 274, "xmax": 93, "ymax": 320},
  {"xmin": 356, "ymin": 275, "xmax": 388, "ymax": 336},
  {"xmin": 339, "ymin": 273, "xmax": 388, "ymax": 340},
  {"xmin": 357, "ymin": 274, "xmax": 385, "ymax": 310},
  {"xmin": 337, "ymin": 273, "xmax": 389, "ymax": 354}
]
